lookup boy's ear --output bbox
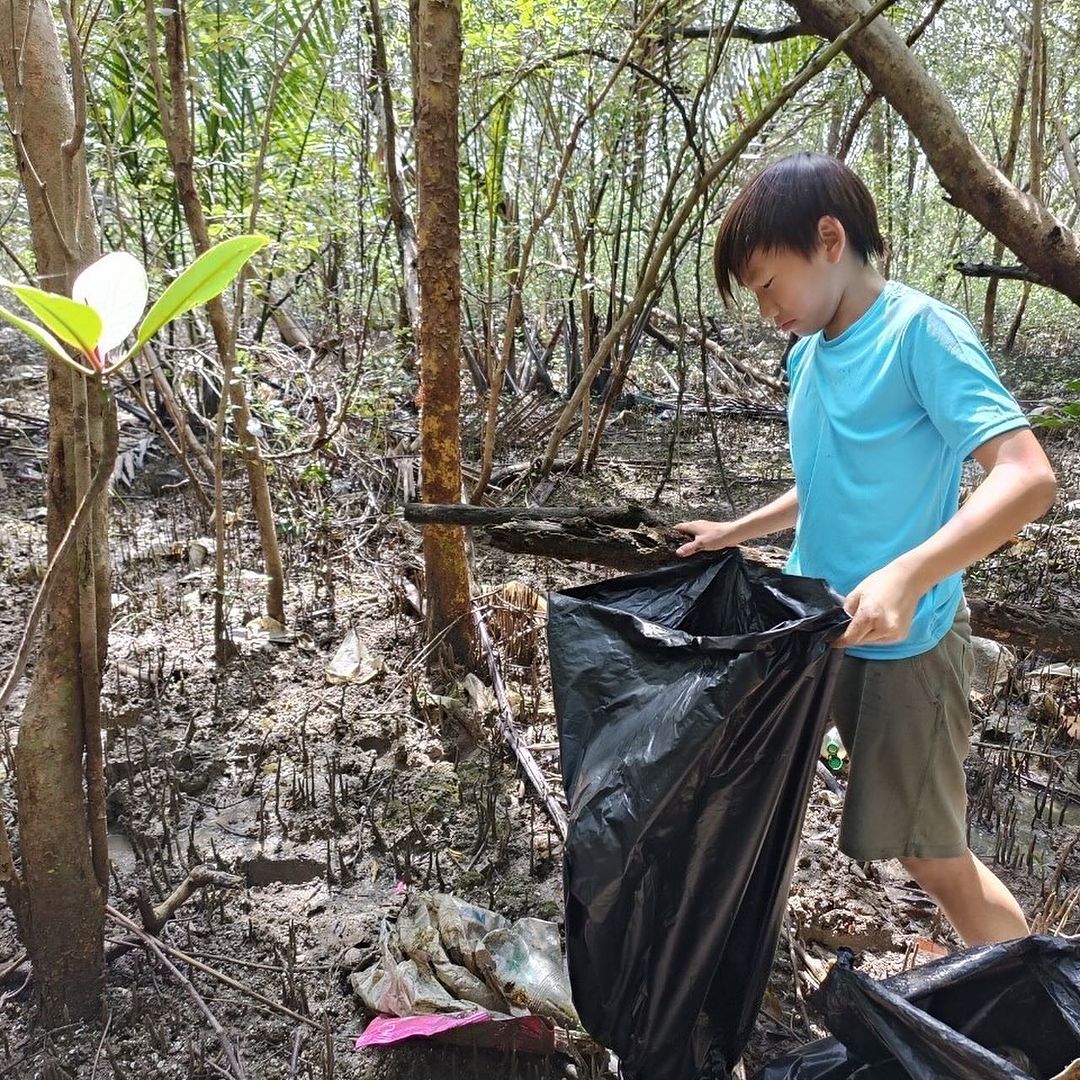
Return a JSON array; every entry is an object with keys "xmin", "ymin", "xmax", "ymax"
[{"xmin": 817, "ymin": 215, "xmax": 847, "ymax": 263}]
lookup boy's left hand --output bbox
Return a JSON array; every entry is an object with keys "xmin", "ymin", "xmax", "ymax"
[{"xmin": 835, "ymin": 561, "xmax": 922, "ymax": 648}]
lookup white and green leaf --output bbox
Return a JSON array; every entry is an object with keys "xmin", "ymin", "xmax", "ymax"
[{"xmin": 72, "ymin": 251, "xmax": 148, "ymax": 354}]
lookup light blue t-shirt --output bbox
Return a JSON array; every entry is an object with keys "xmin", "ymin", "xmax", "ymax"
[{"xmin": 784, "ymin": 280, "xmax": 1029, "ymax": 659}]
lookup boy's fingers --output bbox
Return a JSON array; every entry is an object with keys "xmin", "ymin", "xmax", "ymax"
[
  {"xmin": 840, "ymin": 610, "xmax": 877, "ymax": 647},
  {"xmin": 675, "ymin": 540, "xmax": 696, "ymax": 557},
  {"xmin": 835, "ymin": 592, "xmax": 871, "ymax": 647}
]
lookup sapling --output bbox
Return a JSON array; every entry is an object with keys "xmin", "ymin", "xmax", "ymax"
[{"xmin": 0, "ymin": 234, "xmax": 269, "ymax": 713}]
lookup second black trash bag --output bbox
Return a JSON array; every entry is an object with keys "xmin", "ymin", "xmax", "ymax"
[
  {"xmin": 547, "ymin": 549, "xmax": 849, "ymax": 1080},
  {"xmin": 756, "ymin": 935, "xmax": 1080, "ymax": 1079}
]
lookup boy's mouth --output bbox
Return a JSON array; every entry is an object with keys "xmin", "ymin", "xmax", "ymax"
[{"xmin": 779, "ymin": 319, "xmax": 796, "ymax": 332}]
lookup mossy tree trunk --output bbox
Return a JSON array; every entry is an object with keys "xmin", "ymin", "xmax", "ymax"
[
  {"xmin": 415, "ymin": 0, "xmax": 474, "ymax": 666},
  {"xmin": 0, "ymin": 0, "xmax": 111, "ymax": 1024}
]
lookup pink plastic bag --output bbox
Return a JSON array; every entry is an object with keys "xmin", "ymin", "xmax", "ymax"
[{"xmin": 355, "ymin": 1009, "xmax": 556, "ymax": 1054}]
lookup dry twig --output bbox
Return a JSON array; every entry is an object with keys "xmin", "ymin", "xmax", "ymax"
[{"xmin": 106, "ymin": 906, "xmax": 319, "ymax": 1031}]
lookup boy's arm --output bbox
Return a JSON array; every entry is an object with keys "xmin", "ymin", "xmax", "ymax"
[
  {"xmin": 837, "ymin": 428, "xmax": 1057, "ymax": 647},
  {"xmin": 674, "ymin": 486, "xmax": 798, "ymax": 557}
]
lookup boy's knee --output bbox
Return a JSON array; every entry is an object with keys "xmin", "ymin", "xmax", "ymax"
[{"xmin": 899, "ymin": 853, "xmax": 970, "ymax": 897}]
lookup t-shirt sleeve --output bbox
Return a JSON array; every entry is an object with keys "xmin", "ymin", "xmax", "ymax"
[{"xmin": 900, "ymin": 305, "xmax": 1029, "ymax": 460}]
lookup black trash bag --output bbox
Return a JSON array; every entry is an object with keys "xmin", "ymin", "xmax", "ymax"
[
  {"xmin": 547, "ymin": 549, "xmax": 848, "ymax": 1080},
  {"xmin": 753, "ymin": 1038, "xmax": 854, "ymax": 1080},
  {"xmin": 755, "ymin": 935, "xmax": 1080, "ymax": 1079}
]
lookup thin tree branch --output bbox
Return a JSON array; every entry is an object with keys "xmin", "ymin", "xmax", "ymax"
[
  {"xmin": 107, "ymin": 905, "xmax": 319, "ymax": 1030},
  {"xmin": 463, "ymin": 48, "xmax": 703, "ymax": 167},
  {"xmin": 539, "ymin": 0, "xmax": 900, "ymax": 474},
  {"xmin": 0, "ymin": 231, "xmax": 33, "ymax": 282},
  {"xmin": 836, "ymin": 0, "xmax": 945, "ymax": 159},
  {"xmin": 58, "ymin": 0, "xmax": 87, "ymax": 158},
  {"xmin": 106, "ymin": 907, "xmax": 246, "ymax": 1079},
  {"xmin": 472, "ymin": 0, "xmax": 673, "ymax": 500},
  {"xmin": 69, "ymin": 372, "xmax": 112, "ymax": 894},
  {"xmin": 954, "ymin": 260, "xmax": 1049, "ymax": 285},
  {"xmin": 659, "ymin": 21, "xmax": 808, "ymax": 43}
]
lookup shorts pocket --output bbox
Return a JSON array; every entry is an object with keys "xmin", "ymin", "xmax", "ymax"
[
  {"xmin": 960, "ymin": 637, "xmax": 975, "ymax": 697},
  {"xmin": 908, "ymin": 650, "xmax": 942, "ymax": 708}
]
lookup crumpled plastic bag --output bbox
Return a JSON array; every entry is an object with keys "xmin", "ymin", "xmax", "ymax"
[
  {"xmin": 349, "ymin": 891, "xmax": 580, "ymax": 1030},
  {"xmin": 476, "ymin": 918, "xmax": 581, "ymax": 1028}
]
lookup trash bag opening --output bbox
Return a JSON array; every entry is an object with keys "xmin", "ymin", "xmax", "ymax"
[
  {"xmin": 557, "ymin": 550, "xmax": 846, "ymax": 646},
  {"xmin": 674, "ymin": 557, "xmax": 795, "ymax": 638}
]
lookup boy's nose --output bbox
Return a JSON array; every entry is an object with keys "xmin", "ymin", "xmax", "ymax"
[{"xmin": 757, "ymin": 294, "xmax": 777, "ymax": 320}]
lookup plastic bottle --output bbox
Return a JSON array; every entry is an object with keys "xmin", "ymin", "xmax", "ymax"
[{"xmin": 821, "ymin": 726, "xmax": 847, "ymax": 772}]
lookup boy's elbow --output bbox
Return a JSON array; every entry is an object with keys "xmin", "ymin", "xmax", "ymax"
[{"xmin": 1032, "ymin": 466, "xmax": 1058, "ymax": 516}]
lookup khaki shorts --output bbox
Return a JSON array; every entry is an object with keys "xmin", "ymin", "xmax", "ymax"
[{"xmin": 830, "ymin": 602, "xmax": 976, "ymax": 861}]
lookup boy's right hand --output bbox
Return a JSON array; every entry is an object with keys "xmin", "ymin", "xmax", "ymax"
[{"xmin": 672, "ymin": 519, "xmax": 741, "ymax": 557}]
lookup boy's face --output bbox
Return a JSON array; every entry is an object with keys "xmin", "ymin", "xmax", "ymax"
[{"xmin": 739, "ymin": 217, "xmax": 846, "ymax": 337}]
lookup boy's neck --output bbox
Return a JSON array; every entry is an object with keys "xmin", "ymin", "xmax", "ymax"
[{"xmin": 823, "ymin": 266, "xmax": 888, "ymax": 340}]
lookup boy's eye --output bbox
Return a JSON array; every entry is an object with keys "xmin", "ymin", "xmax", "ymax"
[{"xmin": 763, "ymin": 278, "xmax": 774, "ymax": 289}]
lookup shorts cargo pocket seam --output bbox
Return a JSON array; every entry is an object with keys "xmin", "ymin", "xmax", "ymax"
[
  {"xmin": 960, "ymin": 639, "xmax": 975, "ymax": 697},
  {"xmin": 909, "ymin": 651, "xmax": 942, "ymax": 708},
  {"xmin": 906, "ymin": 696, "xmax": 946, "ymax": 854},
  {"xmin": 905, "ymin": 652, "xmax": 946, "ymax": 855}
]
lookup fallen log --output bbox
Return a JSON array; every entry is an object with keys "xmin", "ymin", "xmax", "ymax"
[
  {"xmin": 484, "ymin": 516, "xmax": 685, "ymax": 571},
  {"xmin": 403, "ymin": 501, "xmax": 665, "ymax": 529},
  {"xmin": 966, "ymin": 597, "xmax": 1080, "ymax": 660},
  {"xmin": 405, "ymin": 508, "xmax": 1080, "ymax": 661}
]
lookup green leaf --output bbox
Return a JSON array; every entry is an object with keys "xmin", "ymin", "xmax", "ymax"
[
  {"xmin": 0, "ymin": 303, "xmax": 96, "ymax": 374},
  {"xmin": 133, "ymin": 233, "xmax": 270, "ymax": 351},
  {"xmin": 7, "ymin": 282, "xmax": 102, "ymax": 357}
]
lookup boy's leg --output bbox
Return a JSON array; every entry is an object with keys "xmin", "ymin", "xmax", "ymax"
[
  {"xmin": 899, "ymin": 852, "xmax": 1028, "ymax": 946},
  {"xmin": 830, "ymin": 601, "xmax": 1029, "ymax": 947}
]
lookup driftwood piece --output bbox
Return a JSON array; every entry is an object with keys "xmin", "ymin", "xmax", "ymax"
[
  {"xmin": 134, "ymin": 865, "xmax": 244, "ymax": 935},
  {"xmin": 404, "ymin": 501, "xmax": 665, "ymax": 529},
  {"xmin": 426, "ymin": 509, "xmax": 1080, "ymax": 660},
  {"xmin": 966, "ymin": 597, "xmax": 1080, "ymax": 660},
  {"xmin": 485, "ymin": 517, "xmax": 682, "ymax": 571}
]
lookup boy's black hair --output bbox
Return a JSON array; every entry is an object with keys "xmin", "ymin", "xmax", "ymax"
[{"xmin": 713, "ymin": 152, "xmax": 885, "ymax": 302}]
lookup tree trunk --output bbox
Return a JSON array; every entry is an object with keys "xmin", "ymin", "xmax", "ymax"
[
  {"xmin": 790, "ymin": 0, "xmax": 1080, "ymax": 305},
  {"xmin": 367, "ymin": 0, "xmax": 419, "ymax": 340},
  {"xmin": 147, "ymin": 0, "xmax": 287, "ymax": 629},
  {"xmin": 415, "ymin": 0, "xmax": 473, "ymax": 666},
  {"xmin": 0, "ymin": 0, "xmax": 109, "ymax": 1023}
]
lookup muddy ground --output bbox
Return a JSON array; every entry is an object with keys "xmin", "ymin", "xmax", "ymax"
[{"xmin": 1, "ymin": 324, "xmax": 1078, "ymax": 1079}]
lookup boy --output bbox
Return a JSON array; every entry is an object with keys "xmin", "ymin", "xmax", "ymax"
[{"xmin": 674, "ymin": 152, "xmax": 1057, "ymax": 947}]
